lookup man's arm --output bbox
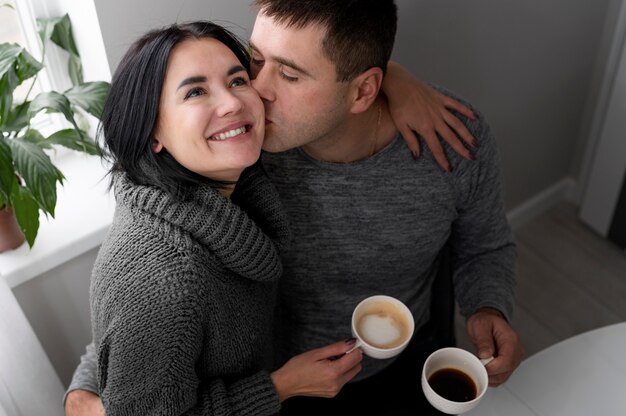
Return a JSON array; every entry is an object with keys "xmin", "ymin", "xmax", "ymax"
[
  {"xmin": 449, "ymin": 108, "xmax": 516, "ymax": 320},
  {"xmin": 442, "ymin": 101, "xmax": 522, "ymax": 385},
  {"xmin": 64, "ymin": 342, "xmax": 104, "ymax": 415}
]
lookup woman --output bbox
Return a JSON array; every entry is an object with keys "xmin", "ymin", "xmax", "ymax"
[{"xmin": 91, "ymin": 21, "xmax": 362, "ymax": 415}]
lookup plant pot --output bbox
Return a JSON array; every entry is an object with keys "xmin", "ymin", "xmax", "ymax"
[{"xmin": 0, "ymin": 207, "xmax": 26, "ymax": 252}]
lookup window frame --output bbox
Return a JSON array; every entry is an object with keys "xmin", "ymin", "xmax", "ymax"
[
  {"xmin": 9, "ymin": 0, "xmax": 81, "ymax": 154},
  {"xmin": 14, "ymin": 0, "xmax": 73, "ymax": 92}
]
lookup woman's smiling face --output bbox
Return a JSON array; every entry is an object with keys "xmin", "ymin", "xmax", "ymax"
[{"xmin": 153, "ymin": 37, "xmax": 265, "ymax": 183}]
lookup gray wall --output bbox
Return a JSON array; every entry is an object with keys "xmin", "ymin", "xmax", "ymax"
[
  {"xmin": 93, "ymin": 0, "xmax": 256, "ymax": 71},
  {"xmin": 392, "ymin": 0, "xmax": 610, "ymax": 209},
  {"xmin": 93, "ymin": 0, "xmax": 613, "ymax": 210},
  {"xmin": 13, "ymin": 248, "xmax": 98, "ymax": 386}
]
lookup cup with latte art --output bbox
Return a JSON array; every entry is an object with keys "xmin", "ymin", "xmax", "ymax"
[{"xmin": 350, "ymin": 295, "xmax": 415, "ymax": 359}]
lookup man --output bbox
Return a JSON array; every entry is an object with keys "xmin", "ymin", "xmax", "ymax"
[
  {"xmin": 65, "ymin": 1, "xmax": 522, "ymax": 414},
  {"xmin": 251, "ymin": 0, "xmax": 521, "ymax": 414}
]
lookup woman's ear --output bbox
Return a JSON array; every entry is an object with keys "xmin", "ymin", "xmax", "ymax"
[
  {"xmin": 349, "ymin": 67, "xmax": 384, "ymax": 114},
  {"xmin": 152, "ymin": 136, "xmax": 164, "ymax": 153}
]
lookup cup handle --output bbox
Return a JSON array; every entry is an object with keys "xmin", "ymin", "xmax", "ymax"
[
  {"xmin": 346, "ymin": 339, "xmax": 363, "ymax": 354},
  {"xmin": 480, "ymin": 356, "xmax": 495, "ymax": 366}
]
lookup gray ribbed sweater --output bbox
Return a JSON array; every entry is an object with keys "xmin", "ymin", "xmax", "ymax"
[
  {"xmin": 262, "ymin": 102, "xmax": 516, "ymax": 381},
  {"xmin": 90, "ymin": 164, "xmax": 289, "ymax": 415}
]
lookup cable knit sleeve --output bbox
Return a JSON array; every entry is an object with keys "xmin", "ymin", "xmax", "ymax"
[{"xmin": 94, "ymin": 267, "xmax": 280, "ymax": 416}]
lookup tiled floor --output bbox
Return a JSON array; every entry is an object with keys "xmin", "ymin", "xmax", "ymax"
[{"xmin": 454, "ymin": 201, "xmax": 626, "ymax": 358}]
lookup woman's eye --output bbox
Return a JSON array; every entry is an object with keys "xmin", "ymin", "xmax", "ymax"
[
  {"xmin": 229, "ymin": 77, "xmax": 249, "ymax": 88},
  {"xmin": 184, "ymin": 87, "xmax": 205, "ymax": 100},
  {"xmin": 251, "ymin": 57, "xmax": 264, "ymax": 67}
]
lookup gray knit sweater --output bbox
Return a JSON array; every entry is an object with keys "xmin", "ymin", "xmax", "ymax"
[
  {"xmin": 261, "ymin": 103, "xmax": 516, "ymax": 381},
  {"xmin": 90, "ymin": 164, "xmax": 289, "ymax": 415}
]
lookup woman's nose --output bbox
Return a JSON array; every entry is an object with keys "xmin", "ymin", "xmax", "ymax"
[{"xmin": 216, "ymin": 90, "xmax": 244, "ymax": 117}]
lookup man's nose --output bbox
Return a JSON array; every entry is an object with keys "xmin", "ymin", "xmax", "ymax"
[{"xmin": 251, "ymin": 67, "xmax": 275, "ymax": 102}]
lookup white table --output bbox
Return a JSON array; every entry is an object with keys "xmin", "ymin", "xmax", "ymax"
[{"xmin": 465, "ymin": 322, "xmax": 626, "ymax": 416}]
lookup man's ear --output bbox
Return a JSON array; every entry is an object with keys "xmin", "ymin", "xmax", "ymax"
[{"xmin": 348, "ymin": 67, "xmax": 384, "ymax": 114}]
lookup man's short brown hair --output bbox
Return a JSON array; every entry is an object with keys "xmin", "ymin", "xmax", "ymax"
[{"xmin": 254, "ymin": 0, "xmax": 397, "ymax": 82}]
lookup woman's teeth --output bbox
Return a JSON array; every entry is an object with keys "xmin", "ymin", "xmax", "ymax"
[{"xmin": 210, "ymin": 126, "xmax": 247, "ymax": 141}]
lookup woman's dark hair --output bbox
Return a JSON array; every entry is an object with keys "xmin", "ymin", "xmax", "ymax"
[{"xmin": 98, "ymin": 21, "xmax": 251, "ymax": 197}]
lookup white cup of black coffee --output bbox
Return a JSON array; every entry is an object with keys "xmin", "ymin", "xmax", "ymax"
[
  {"xmin": 421, "ymin": 347, "xmax": 490, "ymax": 414},
  {"xmin": 350, "ymin": 295, "xmax": 414, "ymax": 359}
]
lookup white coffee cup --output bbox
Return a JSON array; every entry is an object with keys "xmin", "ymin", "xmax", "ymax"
[
  {"xmin": 350, "ymin": 295, "xmax": 415, "ymax": 359},
  {"xmin": 421, "ymin": 347, "xmax": 491, "ymax": 414}
]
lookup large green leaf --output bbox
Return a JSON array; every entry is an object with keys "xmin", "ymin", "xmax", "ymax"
[
  {"xmin": 0, "ymin": 43, "xmax": 21, "ymax": 79},
  {"xmin": 29, "ymin": 91, "xmax": 80, "ymax": 131},
  {"xmin": 1, "ymin": 101, "xmax": 30, "ymax": 134},
  {"xmin": 74, "ymin": 111, "xmax": 90, "ymax": 132},
  {"xmin": 65, "ymin": 81, "xmax": 109, "ymax": 119},
  {"xmin": 0, "ymin": 44, "xmax": 42, "ymax": 85},
  {"xmin": 47, "ymin": 15, "xmax": 80, "ymax": 57},
  {"xmin": 0, "ymin": 44, "xmax": 21, "ymax": 123},
  {"xmin": 67, "ymin": 55, "xmax": 83, "ymax": 87},
  {"xmin": 0, "ymin": 136, "xmax": 16, "ymax": 202},
  {"xmin": 22, "ymin": 128, "xmax": 50, "ymax": 149},
  {"xmin": 7, "ymin": 137, "xmax": 63, "ymax": 215},
  {"xmin": 46, "ymin": 128, "xmax": 99, "ymax": 155},
  {"xmin": 37, "ymin": 15, "xmax": 82, "ymax": 85},
  {"xmin": 0, "ymin": 45, "xmax": 42, "ymax": 124},
  {"xmin": 37, "ymin": 16, "xmax": 57, "ymax": 46},
  {"xmin": 0, "ymin": 74, "xmax": 15, "ymax": 126},
  {"xmin": 15, "ymin": 48, "xmax": 42, "ymax": 83},
  {"xmin": 11, "ymin": 184, "xmax": 40, "ymax": 248}
]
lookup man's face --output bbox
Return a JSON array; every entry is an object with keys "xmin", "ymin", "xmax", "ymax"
[{"xmin": 249, "ymin": 12, "xmax": 351, "ymax": 153}]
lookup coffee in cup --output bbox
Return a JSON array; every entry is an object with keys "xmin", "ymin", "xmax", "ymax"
[
  {"xmin": 427, "ymin": 367, "xmax": 477, "ymax": 402},
  {"xmin": 351, "ymin": 295, "xmax": 414, "ymax": 359},
  {"xmin": 421, "ymin": 347, "xmax": 490, "ymax": 414}
]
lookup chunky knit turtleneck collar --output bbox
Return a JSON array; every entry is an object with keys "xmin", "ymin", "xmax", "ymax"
[{"xmin": 113, "ymin": 164, "xmax": 289, "ymax": 283}]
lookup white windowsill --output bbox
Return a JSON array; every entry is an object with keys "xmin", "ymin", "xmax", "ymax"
[{"xmin": 0, "ymin": 152, "xmax": 115, "ymax": 289}]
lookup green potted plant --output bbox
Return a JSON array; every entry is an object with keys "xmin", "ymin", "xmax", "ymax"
[{"xmin": 0, "ymin": 10, "xmax": 109, "ymax": 251}]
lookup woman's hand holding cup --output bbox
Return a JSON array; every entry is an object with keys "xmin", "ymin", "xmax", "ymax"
[
  {"xmin": 270, "ymin": 339, "xmax": 363, "ymax": 402},
  {"xmin": 271, "ymin": 295, "xmax": 414, "ymax": 403}
]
